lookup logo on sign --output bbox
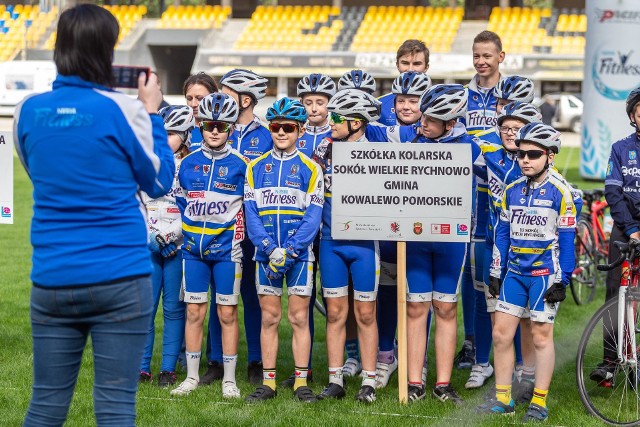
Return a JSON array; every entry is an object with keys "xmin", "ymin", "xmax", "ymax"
[
  {"xmin": 1, "ymin": 206, "xmax": 11, "ymax": 218},
  {"xmin": 390, "ymin": 222, "xmax": 400, "ymax": 233},
  {"xmin": 592, "ymin": 47, "xmax": 640, "ymax": 101},
  {"xmin": 457, "ymin": 224, "xmax": 468, "ymax": 235},
  {"xmin": 340, "ymin": 221, "xmax": 351, "ymax": 231},
  {"xmin": 413, "ymin": 222, "xmax": 423, "ymax": 235},
  {"xmin": 431, "ymin": 224, "xmax": 451, "ymax": 234}
]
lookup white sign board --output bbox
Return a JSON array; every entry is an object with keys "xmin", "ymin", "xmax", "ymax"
[
  {"xmin": 581, "ymin": 0, "xmax": 640, "ymax": 179},
  {"xmin": 0, "ymin": 131, "xmax": 13, "ymax": 224},
  {"xmin": 331, "ymin": 142, "xmax": 472, "ymax": 242}
]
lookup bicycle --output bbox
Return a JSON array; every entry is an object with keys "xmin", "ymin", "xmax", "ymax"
[
  {"xmin": 572, "ymin": 188, "xmax": 610, "ymax": 305},
  {"xmin": 576, "ymin": 239, "xmax": 640, "ymax": 426}
]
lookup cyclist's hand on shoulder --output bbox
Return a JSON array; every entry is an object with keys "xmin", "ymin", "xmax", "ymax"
[
  {"xmin": 544, "ymin": 282, "xmax": 566, "ymax": 304},
  {"xmin": 488, "ymin": 276, "xmax": 502, "ymax": 298}
]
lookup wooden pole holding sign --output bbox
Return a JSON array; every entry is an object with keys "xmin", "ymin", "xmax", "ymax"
[{"xmin": 397, "ymin": 241, "xmax": 408, "ymax": 404}]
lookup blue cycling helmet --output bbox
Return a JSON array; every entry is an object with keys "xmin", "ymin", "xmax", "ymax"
[
  {"xmin": 198, "ymin": 93, "xmax": 239, "ymax": 123},
  {"xmin": 515, "ymin": 122, "xmax": 561, "ymax": 153},
  {"xmin": 266, "ymin": 97, "xmax": 308, "ymax": 123},
  {"xmin": 626, "ymin": 86, "xmax": 640, "ymax": 122},
  {"xmin": 297, "ymin": 73, "xmax": 336, "ymax": 98},
  {"xmin": 391, "ymin": 71, "xmax": 432, "ymax": 97},
  {"xmin": 497, "ymin": 101, "xmax": 542, "ymax": 126},
  {"xmin": 494, "ymin": 76, "xmax": 535, "ymax": 103},
  {"xmin": 419, "ymin": 84, "xmax": 467, "ymax": 121},
  {"xmin": 338, "ymin": 70, "xmax": 377, "ymax": 94}
]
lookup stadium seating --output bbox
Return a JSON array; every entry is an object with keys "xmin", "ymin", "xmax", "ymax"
[
  {"xmin": 351, "ymin": 6, "xmax": 463, "ymax": 53},
  {"xmin": 157, "ymin": 5, "xmax": 231, "ymax": 29},
  {"xmin": 43, "ymin": 5, "xmax": 147, "ymax": 50},
  {"xmin": 0, "ymin": 4, "xmax": 57, "ymax": 61},
  {"xmin": 487, "ymin": 6, "xmax": 585, "ymax": 54}
]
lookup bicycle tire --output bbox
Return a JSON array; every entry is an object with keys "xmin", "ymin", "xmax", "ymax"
[
  {"xmin": 576, "ymin": 297, "xmax": 640, "ymax": 426},
  {"xmin": 572, "ymin": 217, "xmax": 597, "ymax": 305}
]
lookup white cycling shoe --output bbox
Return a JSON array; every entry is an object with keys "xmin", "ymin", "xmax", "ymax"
[
  {"xmin": 465, "ymin": 363, "xmax": 494, "ymax": 389},
  {"xmin": 222, "ymin": 381, "xmax": 241, "ymax": 398},
  {"xmin": 375, "ymin": 357, "xmax": 398, "ymax": 389},
  {"xmin": 343, "ymin": 357, "xmax": 362, "ymax": 377},
  {"xmin": 170, "ymin": 377, "xmax": 199, "ymax": 396}
]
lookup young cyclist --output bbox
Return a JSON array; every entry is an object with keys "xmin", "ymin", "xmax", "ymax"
[
  {"xmin": 402, "ymin": 84, "xmax": 479, "ymax": 403},
  {"xmin": 338, "ymin": 69, "xmax": 377, "ymax": 94},
  {"xmin": 313, "ymin": 89, "xmax": 382, "ymax": 403},
  {"xmin": 183, "ymin": 72, "xmax": 218, "ymax": 150},
  {"xmin": 465, "ymin": 31, "xmax": 505, "ymax": 135},
  {"xmin": 592, "ymin": 87, "xmax": 640, "ymax": 383},
  {"xmin": 203, "ymin": 68, "xmax": 271, "ymax": 385},
  {"xmin": 480, "ymin": 123, "xmax": 576, "ymax": 422},
  {"xmin": 378, "ymin": 39, "xmax": 430, "ymax": 126},
  {"xmin": 466, "ymin": 102, "xmax": 542, "ymax": 392},
  {"xmin": 171, "ymin": 93, "xmax": 247, "ymax": 399},
  {"xmin": 244, "ymin": 98, "xmax": 323, "ymax": 403},
  {"xmin": 139, "ymin": 105, "xmax": 194, "ymax": 387}
]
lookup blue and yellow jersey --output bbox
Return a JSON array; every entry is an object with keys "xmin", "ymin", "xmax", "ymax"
[
  {"xmin": 378, "ymin": 92, "xmax": 397, "ymax": 126},
  {"xmin": 177, "ymin": 145, "xmax": 247, "ymax": 262},
  {"xmin": 462, "ymin": 75, "xmax": 499, "ymax": 136},
  {"xmin": 297, "ymin": 121, "xmax": 331, "ymax": 158},
  {"xmin": 492, "ymin": 170, "xmax": 577, "ymax": 283},
  {"xmin": 244, "ymin": 148, "xmax": 324, "ymax": 262},
  {"xmin": 227, "ymin": 116, "xmax": 273, "ymax": 161}
]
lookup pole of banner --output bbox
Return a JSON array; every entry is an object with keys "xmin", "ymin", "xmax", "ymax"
[{"xmin": 397, "ymin": 240, "xmax": 408, "ymax": 404}]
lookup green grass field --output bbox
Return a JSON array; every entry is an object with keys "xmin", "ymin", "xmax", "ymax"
[{"xmin": 0, "ymin": 147, "xmax": 611, "ymax": 426}]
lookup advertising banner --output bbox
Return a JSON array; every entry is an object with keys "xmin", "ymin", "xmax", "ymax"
[
  {"xmin": 0, "ymin": 131, "xmax": 13, "ymax": 224},
  {"xmin": 331, "ymin": 142, "xmax": 472, "ymax": 242},
  {"xmin": 581, "ymin": 0, "xmax": 640, "ymax": 179}
]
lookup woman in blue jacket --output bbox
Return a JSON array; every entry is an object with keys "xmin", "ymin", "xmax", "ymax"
[{"xmin": 14, "ymin": 5, "xmax": 174, "ymax": 426}]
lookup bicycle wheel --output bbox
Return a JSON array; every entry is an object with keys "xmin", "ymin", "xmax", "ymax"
[
  {"xmin": 572, "ymin": 217, "xmax": 597, "ymax": 305},
  {"xmin": 576, "ymin": 297, "xmax": 640, "ymax": 425}
]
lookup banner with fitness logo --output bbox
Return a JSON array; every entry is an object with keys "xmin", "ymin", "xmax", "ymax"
[
  {"xmin": 581, "ymin": 0, "xmax": 640, "ymax": 179},
  {"xmin": 0, "ymin": 131, "xmax": 13, "ymax": 225}
]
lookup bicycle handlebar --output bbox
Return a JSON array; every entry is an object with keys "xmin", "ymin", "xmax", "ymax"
[{"xmin": 597, "ymin": 240, "xmax": 640, "ymax": 271}]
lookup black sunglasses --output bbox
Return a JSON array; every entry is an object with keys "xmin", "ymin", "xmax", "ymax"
[{"xmin": 516, "ymin": 149, "xmax": 546, "ymax": 160}]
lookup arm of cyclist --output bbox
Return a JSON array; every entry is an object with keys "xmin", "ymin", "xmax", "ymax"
[
  {"xmin": 244, "ymin": 166, "xmax": 278, "ymax": 258},
  {"xmin": 605, "ymin": 145, "xmax": 640, "ymax": 237},
  {"xmin": 489, "ymin": 205, "xmax": 510, "ymax": 297}
]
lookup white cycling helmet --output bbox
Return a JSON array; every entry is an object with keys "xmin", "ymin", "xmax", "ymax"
[
  {"xmin": 497, "ymin": 102, "xmax": 542, "ymax": 126},
  {"xmin": 327, "ymin": 89, "xmax": 381, "ymax": 122},
  {"xmin": 159, "ymin": 105, "xmax": 195, "ymax": 133},
  {"xmin": 419, "ymin": 84, "xmax": 467, "ymax": 121},
  {"xmin": 297, "ymin": 73, "xmax": 336, "ymax": 98},
  {"xmin": 392, "ymin": 71, "xmax": 432, "ymax": 97},
  {"xmin": 198, "ymin": 93, "xmax": 239, "ymax": 123},
  {"xmin": 494, "ymin": 76, "xmax": 535, "ymax": 103},
  {"xmin": 219, "ymin": 68, "xmax": 268, "ymax": 102},
  {"xmin": 515, "ymin": 122, "xmax": 561, "ymax": 153},
  {"xmin": 338, "ymin": 70, "xmax": 377, "ymax": 94}
]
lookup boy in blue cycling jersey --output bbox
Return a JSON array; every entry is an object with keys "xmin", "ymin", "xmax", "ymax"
[
  {"xmin": 480, "ymin": 123, "xmax": 576, "ymax": 422},
  {"xmin": 203, "ymin": 68, "xmax": 271, "ymax": 385},
  {"xmin": 313, "ymin": 89, "xmax": 382, "ymax": 404},
  {"xmin": 244, "ymin": 98, "xmax": 324, "ymax": 403},
  {"xmin": 171, "ymin": 93, "xmax": 247, "ymax": 399},
  {"xmin": 591, "ymin": 87, "xmax": 640, "ymax": 383}
]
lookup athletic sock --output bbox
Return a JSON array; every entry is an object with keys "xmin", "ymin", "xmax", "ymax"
[
  {"xmin": 345, "ymin": 339, "xmax": 360, "ymax": 361},
  {"xmin": 531, "ymin": 388, "xmax": 548, "ymax": 408},
  {"xmin": 263, "ymin": 368, "xmax": 276, "ymax": 391},
  {"xmin": 186, "ymin": 351, "xmax": 201, "ymax": 381},
  {"xmin": 521, "ymin": 366, "xmax": 536, "ymax": 383},
  {"xmin": 328, "ymin": 366, "xmax": 344, "ymax": 387},
  {"xmin": 362, "ymin": 370, "xmax": 376, "ymax": 388},
  {"xmin": 378, "ymin": 350, "xmax": 395, "ymax": 364},
  {"xmin": 222, "ymin": 354, "xmax": 237, "ymax": 384},
  {"xmin": 293, "ymin": 366, "xmax": 308, "ymax": 391},
  {"xmin": 496, "ymin": 384, "xmax": 512, "ymax": 405}
]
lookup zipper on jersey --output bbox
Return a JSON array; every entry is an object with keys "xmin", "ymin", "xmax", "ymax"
[
  {"xmin": 200, "ymin": 157, "xmax": 216, "ymax": 259},
  {"xmin": 276, "ymin": 157, "xmax": 283, "ymax": 247}
]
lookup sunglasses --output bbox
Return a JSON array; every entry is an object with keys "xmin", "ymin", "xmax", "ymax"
[
  {"xmin": 499, "ymin": 126, "xmax": 522, "ymax": 135},
  {"xmin": 269, "ymin": 123, "xmax": 299, "ymax": 133},
  {"xmin": 201, "ymin": 121, "xmax": 232, "ymax": 133},
  {"xmin": 516, "ymin": 149, "xmax": 546, "ymax": 160},
  {"xmin": 330, "ymin": 112, "xmax": 360, "ymax": 125}
]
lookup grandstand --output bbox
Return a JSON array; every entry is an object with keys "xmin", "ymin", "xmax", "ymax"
[{"xmin": 9, "ymin": 2, "xmax": 587, "ymax": 95}]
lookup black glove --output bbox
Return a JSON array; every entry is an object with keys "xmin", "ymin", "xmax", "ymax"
[
  {"xmin": 488, "ymin": 276, "xmax": 502, "ymax": 298},
  {"xmin": 544, "ymin": 282, "xmax": 566, "ymax": 304}
]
